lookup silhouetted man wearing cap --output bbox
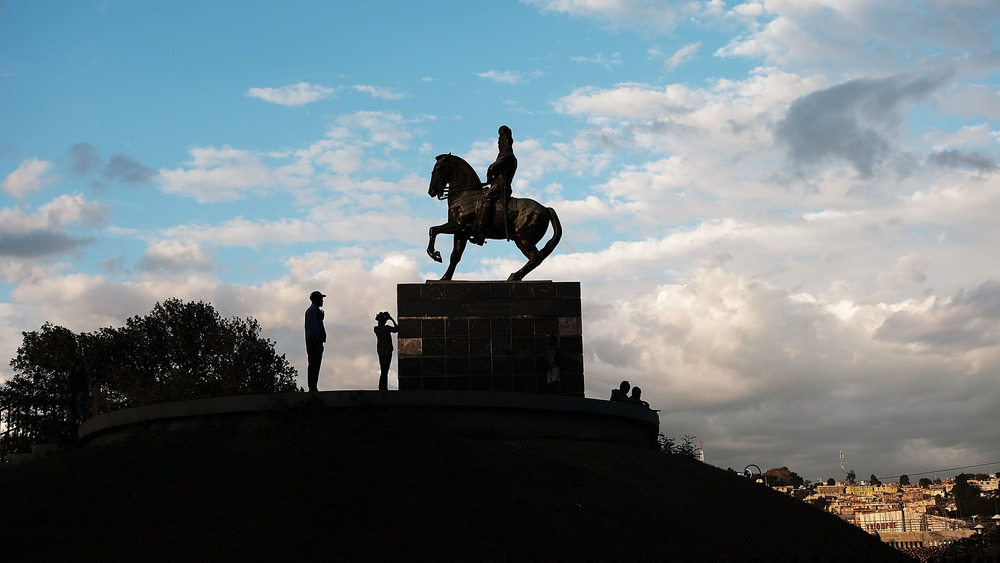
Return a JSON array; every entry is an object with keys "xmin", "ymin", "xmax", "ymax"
[{"xmin": 304, "ymin": 290, "xmax": 327, "ymax": 393}]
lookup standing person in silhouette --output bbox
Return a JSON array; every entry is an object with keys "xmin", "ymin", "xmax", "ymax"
[
  {"xmin": 373, "ymin": 311, "xmax": 398, "ymax": 391},
  {"xmin": 304, "ymin": 290, "xmax": 327, "ymax": 393}
]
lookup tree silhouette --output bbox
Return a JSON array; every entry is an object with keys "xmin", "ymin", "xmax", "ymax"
[
  {"xmin": 658, "ymin": 434, "xmax": 699, "ymax": 459},
  {"xmin": 952, "ymin": 473, "xmax": 991, "ymax": 518},
  {"xmin": 1, "ymin": 299, "xmax": 298, "ymax": 458},
  {"xmin": 763, "ymin": 466, "xmax": 805, "ymax": 488}
]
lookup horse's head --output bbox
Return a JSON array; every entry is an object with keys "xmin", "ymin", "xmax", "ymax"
[
  {"xmin": 428, "ymin": 153, "xmax": 452, "ymax": 200},
  {"xmin": 428, "ymin": 153, "xmax": 482, "ymax": 200}
]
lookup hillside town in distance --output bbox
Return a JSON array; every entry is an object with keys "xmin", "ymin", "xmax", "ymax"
[{"xmin": 765, "ymin": 467, "xmax": 1000, "ymax": 559}]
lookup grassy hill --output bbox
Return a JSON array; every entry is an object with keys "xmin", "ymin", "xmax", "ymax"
[{"xmin": 1, "ymin": 403, "xmax": 910, "ymax": 562}]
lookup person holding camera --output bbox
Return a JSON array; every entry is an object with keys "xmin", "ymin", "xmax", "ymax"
[{"xmin": 373, "ymin": 311, "xmax": 399, "ymax": 391}]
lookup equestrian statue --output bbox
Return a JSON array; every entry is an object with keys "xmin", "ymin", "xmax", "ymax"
[{"xmin": 426, "ymin": 125, "xmax": 562, "ymax": 281}]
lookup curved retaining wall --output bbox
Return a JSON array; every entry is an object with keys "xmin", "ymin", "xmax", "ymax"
[{"xmin": 78, "ymin": 390, "xmax": 660, "ymax": 448}]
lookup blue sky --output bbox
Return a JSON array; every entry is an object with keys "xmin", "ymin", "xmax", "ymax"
[{"xmin": 3, "ymin": 0, "xmax": 1000, "ymax": 481}]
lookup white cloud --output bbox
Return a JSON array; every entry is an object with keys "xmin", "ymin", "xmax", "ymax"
[
  {"xmin": 927, "ymin": 123, "xmax": 997, "ymax": 151},
  {"xmin": 157, "ymin": 112, "xmax": 422, "ymax": 203},
  {"xmin": 524, "ymin": 0, "xmax": 701, "ymax": 33},
  {"xmin": 0, "ymin": 194, "xmax": 108, "ymax": 232},
  {"xmin": 939, "ymin": 84, "xmax": 1000, "ymax": 121},
  {"xmin": 139, "ymin": 239, "xmax": 214, "ymax": 273},
  {"xmin": 554, "ymin": 68, "xmax": 826, "ymax": 159},
  {"xmin": 716, "ymin": 1, "xmax": 1000, "ymax": 75},
  {"xmin": 0, "ymin": 195, "xmax": 108, "ymax": 259},
  {"xmin": 353, "ymin": 85, "xmax": 406, "ymax": 100},
  {"xmin": 159, "ymin": 147, "xmax": 275, "ymax": 202},
  {"xmin": 333, "ymin": 111, "xmax": 414, "ymax": 151},
  {"xmin": 571, "ymin": 262, "xmax": 1000, "ymax": 477},
  {"xmin": 571, "ymin": 52, "xmax": 622, "ymax": 70},
  {"xmin": 2, "ymin": 158, "xmax": 56, "ymax": 199},
  {"xmin": 556, "ymin": 82, "xmax": 700, "ymax": 119},
  {"xmin": 246, "ymin": 82, "xmax": 336, "ymax": 106},
  {"xmin": 476, "ymin": 70, "xmax": 527, "ymax": 85},
  {"xmin": 665, "ymin": 42, "xmax": 700, "ymax": 70}
]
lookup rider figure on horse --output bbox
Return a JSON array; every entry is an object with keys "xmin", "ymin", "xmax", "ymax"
[{"xmin": 470, "ymin": 125, "xmax": 517, "ymax": 245}]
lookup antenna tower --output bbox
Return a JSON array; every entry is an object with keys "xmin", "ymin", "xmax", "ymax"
[{"xmin": 840, "ymin": 451, "xmax": 846, "ymax": 481}]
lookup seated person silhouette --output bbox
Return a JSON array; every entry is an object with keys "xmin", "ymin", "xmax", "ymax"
[
  {"xmin": 610, "ymin": 380, "xmax": 630, "ymax": 401},
  {"xmin": 628, "ymin": 386, "xmax": 650, "ymax": 408}
]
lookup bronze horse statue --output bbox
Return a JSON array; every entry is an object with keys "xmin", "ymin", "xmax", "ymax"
[{"xmin": 427, "ymin": 153, "xmax": 562, "ymax": 281}]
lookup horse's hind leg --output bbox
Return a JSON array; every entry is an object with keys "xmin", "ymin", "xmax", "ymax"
[{"xmin": 508, "ymin": 239, "xmax": 541, "ymax": 281}]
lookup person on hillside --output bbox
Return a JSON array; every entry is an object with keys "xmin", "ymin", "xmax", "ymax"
[
  {"xmin": 610, "ymin": 380, "xmax": 630, "ymax": 402},
  {"xmin": 304, "ymin": 290, "xmax": 327, "ymax": 393},
  {"xmin": 373, "ymin": 311, "xmax": 398, "ymax": 392}
]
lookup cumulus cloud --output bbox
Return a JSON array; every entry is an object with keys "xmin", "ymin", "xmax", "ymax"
[
  {"xmin": 0, "ymin": 194, "xmax": 109, "ymax": 232},
  {"xmin": 158, "ymin": 112, "xmax": 421, "ymax": 203},
  {"xmin": 557, "ymin": 82, "xmax": 697, "ymax": 119},
  {"xmin": 716, "ymin": 1, "xmax": 1000, "ymax": 75},
  {"xmin": 572, "ymin": 263, "xmax": 1000, "ymax": 478},
  {"xmin": 941, "ymin": 84, "xmax": 1000, "ymax": 120},
  {"xmin": 138, "ymin": 239, "xmax": 214, "ymax": 273},
  {"xmin": 325, "ymin": 111, "xmax": 415, "ymax": 151},
  {"xmin": 874, "ymin": 280, "xmax": 1000, "ymax": 354},
  {"xmin": 246, "ymin": 82, "xmax": 336, "ymax": 106},
  {"xmin": 0, "ymin": 194, "xmax": 108, "ymax": 258},
  {"xmin": 2, "ymin": 158, "xmax": 56, "ymax": 199},
  {"xmin": 159, "ymin": 146, "xmax": 277, "ymax": 202}
]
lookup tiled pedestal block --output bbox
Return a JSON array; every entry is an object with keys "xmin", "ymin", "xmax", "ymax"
[{"xmin": 397, "ymin": 281, "xmax": 584, "ymax": 397}]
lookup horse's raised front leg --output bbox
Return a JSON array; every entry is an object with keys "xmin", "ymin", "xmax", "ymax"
[
  {"xmin": 441, "ymin": 236, "xmax": 468, "ymax": 280},
  {"xmin": 428, "ymin": 221, "xmax": 461, "ymax": 263}
]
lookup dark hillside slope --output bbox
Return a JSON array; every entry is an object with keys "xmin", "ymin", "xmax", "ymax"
[{"xmin": 1, "ymin": 406, "xmax": 909, "ymax": 562}]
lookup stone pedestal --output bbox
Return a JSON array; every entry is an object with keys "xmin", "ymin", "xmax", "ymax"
[{"xmin": 396, "ymin": 281, "xmax": 584, "ymax": 397}]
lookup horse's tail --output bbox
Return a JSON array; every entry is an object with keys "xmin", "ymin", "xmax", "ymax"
[{"xmin": 539, "ymin": 207, "xmax": 562, "ymax": 261}]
